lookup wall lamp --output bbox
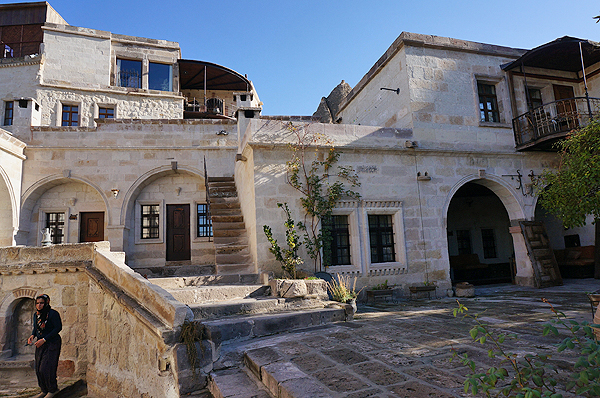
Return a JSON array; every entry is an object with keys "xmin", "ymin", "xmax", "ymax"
[
  {"xmin": 216, "ymin": 130, "xmax": 229, "ymax": 135},
  {"xmin": 111, "ymin": 189, "xmax": 120, "ymax": 199},
  {"xmin": 380, "ymin": 87, "xmax": 400, "ymax": 95}
]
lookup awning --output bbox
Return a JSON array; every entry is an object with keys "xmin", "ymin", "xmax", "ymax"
[
  {"xmin": 178, "ymin": 59, "xmax": 251, "ymax": 91},
  {"xmin": 502, "ymin": 36, "xmax": 600, "ymax": 72}
]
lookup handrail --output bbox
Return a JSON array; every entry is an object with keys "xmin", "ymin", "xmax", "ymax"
[
  {"xmin": 184, "ymin": 96, "xmax": 237, "ymax": 118},
  {"xmin": 512, "ymin": 97, "xmax": 600, "ymax": 149}
]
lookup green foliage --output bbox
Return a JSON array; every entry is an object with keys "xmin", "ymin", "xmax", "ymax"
[
  {"xmin": 263, "ymin": 202, "xmax": 303, "ymax": 278},
  {"xmin": 452, "ymin": 299, "xmax": 600, "ymax": 397},
  {"xmin": 285, "ymin": 122, "xmax": 360, "ymax": 272},
  {"xmin": 327, "ymin": 274, "xmax": 361, "ymax": 303},
  {"xmin": 535, "ymin": 120, "xmax": 600, "ymax": 228},
  {"xmin": 179, "ymin": 320, "xmax": 206, "ymax": 374},
  {"xmin": 371, "ymin": 280, "xmax": 390, "ymax": 290}
]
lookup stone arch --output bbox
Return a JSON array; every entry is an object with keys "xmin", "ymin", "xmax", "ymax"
[
  {"xmin": 17, "ymin": 174, "xmax": 110, "ymax": 245},
  {"xmin": 120, "ymin": 165, "xmax": 205, "ymax": 228},
  {"xmin": 0, "ymin": 165, "xmax": 18, "ymax": 246},
  {"xmin": 0, "ymin": 288, "xmax": 38, "ymax": 357},
  {"xmin": 443, "ymin": 174, "xmax": 525, "ymax": 225}
]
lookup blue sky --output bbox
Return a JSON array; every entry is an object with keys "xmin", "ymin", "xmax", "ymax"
[{"xmin": 4, "ymin": 0, "xmax": 600, "ymax": 115}]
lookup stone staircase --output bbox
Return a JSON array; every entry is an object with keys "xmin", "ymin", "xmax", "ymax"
[{"xmin": 207, "ymin": 177, "xmax": 254, "ymax": 275}]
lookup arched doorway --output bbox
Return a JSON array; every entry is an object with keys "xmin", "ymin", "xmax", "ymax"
[{"xmin": 447, "ymin": 181, "xmax": 515, "ymax": 284}]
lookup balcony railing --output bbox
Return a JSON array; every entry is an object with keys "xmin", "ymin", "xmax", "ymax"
[
  {"xmin": 184, "ymin": 97, "xmax": 237, "ymax": 119},
  {"xmin": 513, "ymin": 97, "xmax": 600, "ymax": 150}
]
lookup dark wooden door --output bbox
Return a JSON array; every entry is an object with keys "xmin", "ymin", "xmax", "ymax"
[
  {"xmin": 166, "ymin": 204, "xmax": 190, "ymax": 261},
  {"xmin": 80, "ymin": 212, "xmax": 104, "ymax": 242},
  {"xmin": 553, "ymin": 85, "xmax": 578, "ymax": 129},
  {"xmin": 519, "ymin": 221, "xmax": 562, "ymax": 288}
]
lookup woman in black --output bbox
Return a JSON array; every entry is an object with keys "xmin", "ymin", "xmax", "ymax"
[{"xmin": 27, "ymin": 294, "xmax": 62, "ymax": 398}]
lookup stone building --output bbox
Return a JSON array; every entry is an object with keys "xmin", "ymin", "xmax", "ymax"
[{"xmin": 0, "ymin": 1, "xmax": 599, "ymax": 396}]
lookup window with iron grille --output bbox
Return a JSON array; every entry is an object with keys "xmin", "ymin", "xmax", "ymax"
[
  {"xmin": 141, "ymin": 205, "xmax": 160, "ymax": 239},
  {"xmin": 322, "ymin": 215, "xmax": 351, "ymax": 266},
  {"xmin": 3, "ymin": 101, "xmax": 13, "ymax": 126},
  {"xmin": 98, "ymin": 107, "xmax": 114, "ymax": 119},
  {"xmin": 456, "ymin": 230, "xmax": 472, "ymax": 255},
  {"xmin": 45, "ymin": 213, "xmax": 65, "ymax": 244},
  {"xmin": 369, "ymin": 214, "xmax": 395, "ymax": 263},
  {"xmin": 481, "ymin": 228, "xmax": 497, "ymax": 259},
  {"xmin": 478, "ymin": 82, "xmax": 500, "ymax": 122},
  {"xmin": 117, "ymin": 59, "xmax": 142, "ymax": 88},
  {"xmin": 197, "ymin": 204, "xmax": 212, "ymax": 237},
  {"xmin": 61, "ymin": 104, "xmax": 78, "ymax": 126}
]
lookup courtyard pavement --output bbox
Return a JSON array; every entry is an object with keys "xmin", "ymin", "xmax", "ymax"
[{"xmin": 216, "ymin": 279, "xmax": 600, "ymax": 398}]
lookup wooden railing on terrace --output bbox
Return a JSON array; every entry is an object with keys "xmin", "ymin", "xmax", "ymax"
[{"xmin": 513, "ymin": 97, "xmax": 600, "ymax": 151}]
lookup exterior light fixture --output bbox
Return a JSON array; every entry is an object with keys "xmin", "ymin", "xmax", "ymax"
[
  {"xmin": 216, "ymin": 130, "xmax": 228, "ymax": 135},
  {"xmin": 380, "ymin": 87, "xmax": 400, "ymax": 95},
  {"xmin": 111, "ymin": 188, "xmax": 119, "ymax": 198},
  {"xmin": 417, "ymin": 172, "xmax": 431, "ymax": 181}
]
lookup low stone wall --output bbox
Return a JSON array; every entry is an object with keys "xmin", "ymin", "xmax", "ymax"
[{"xmin": 0, "ymin": 242, "xmax": 193, "ymax": 398}]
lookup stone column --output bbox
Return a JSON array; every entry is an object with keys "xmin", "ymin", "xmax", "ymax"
[{"xmin": 509, "ymin": 225, "xmax": 535, "ymax": 287}]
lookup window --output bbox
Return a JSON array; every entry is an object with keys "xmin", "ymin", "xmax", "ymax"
[
  {"xmin": 322, "ymin": 215, "xmax": 351, "ymax": 266},
  {"xmin": 149, "ymin": 62, "xmax": 172, "ymax": 91},
  {"xmin": 141, "ymin": 205, "xmax": 160, "ymax": 239},
  {"xmin": 527, "ymin": 88, "xmax": 543, "ymax": 111},
  {"xmin": 478, "ymin": 82, "xmax": 500, "ymax": 122},
  {"xmin": 98, "ymin": 107, "xmax": 114, "ymax": 119},
  {"xmin": 481, "ymin": 229, "xmax": 497, "ymax": 259},
  {"xmin": 4, "ymin": 101, "xmax": 13, "ymax": 126},
  {"xmin": 45, "ymin": 213, "xmax": 65, "ymax": 244},
  {"xmin": 197, "ymin": 204, "xmax": 212, "ymax": 237},
  {"xmin": 117, "ymin": 59, "xmax": 142, "ymax": 89},
  {"xmin": 369, "ymin": 214, "xmax": 395, "ymax": 263},
  {"xmin": 61, "ymin": 104, "xmax": 78, "ymax": 126},
  {"xmin": 456, "ymin": 230, "xmax": 472, "ymax": 255}
]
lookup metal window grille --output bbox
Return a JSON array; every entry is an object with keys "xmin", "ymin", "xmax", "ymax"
[
  {"xmin": 45, "ymin": 213, "xmax": 65, "ymax": 244},
  {"xmin": 368, "ymin": 214, "xmax": 395, "ymax": 263},
  {"xmin": 3, "ymin": 101, "xmax": 13, "ymax": 126},
  {"xmin": 61, "ymin": 105, "xmax": 78, "ymax": 126},
  {"xmin": 197, "ymin": 204, "xmax": 212, "ymax": 237},
  {"xmin": 117, "ymin": 59, "xmax": 142, "ymax": 89},
  {"xmin": 481, "ymin": 229, "xmax": 497, "ymax": 259},
  {"xmin": 98, "ymin": 107, "xmax": 114, "ymax": 119},
  {"xmin": 478, "ymin": 83, "xmax": 500, "ymax": 122},
  {"xmin": 141, "ymin": 205, "xmax": 160, "ymax": 239},
  {"xmin": 322, "ymin": 215, "xmax": 351, "ymax": 266},
  {"xmin": 456, "ymin": 230, "xmax": 472, "ymax": 255}
]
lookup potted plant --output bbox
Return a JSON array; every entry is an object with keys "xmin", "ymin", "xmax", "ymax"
[
  {"xmin": 409, "ymin": 281, "xmax": 437, "ymax": 299},
  {"xmin": 327, "ymin": 274, "xmax": 361, "ymax": 312},
  {"xmin": 366, "ymin": 280, "xmax": 395, "ymax": 303}
]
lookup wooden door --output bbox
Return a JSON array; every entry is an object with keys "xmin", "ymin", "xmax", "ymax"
[
  {"xmin": 519, "ymin": 221, "xmax": 562, "ymax": 288},
  {"xmin": 166, "ymin": 204, "xmax": 190, "ymax": 261},
  {"xmin": 80, "ymin": 212, "xmax": 104, "ymax": 242},
  {"xmin": 553, "ymin": 85, "xmax": 578, "ymax": 129}
]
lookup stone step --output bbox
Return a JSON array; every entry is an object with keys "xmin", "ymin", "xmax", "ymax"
[
  {"xmin": 216, "ymin": 253, "xmax": 252, "ymax": 265},
  {"xmin": 202, "ymin": 307, "xmax": 351, "ymax": 346},
  {"xmin": 148, "ymin": 274, "xmax": 263, "ymax": 286},
  {"xmin": 165, "ymin": 285, "xmax": 268, "ymax": 305},
  {"xmin": 207, "ymin": 177, "xmax": 235, "ymax": 183},
  {"xmin": 216, "ymin": 263, "xmax": 255, "ymax": 275},
  {"xmin": 208, "ymin": 368, "xmax": 272, "ymax": 398},
  {"xmin": 189, "ymin": 297, "xmax": 282, "ymax": 320},
  {"xmin": 137, "ymin": 264, "xmax": 215, "ymax": 278},
  {"xmin": 214, "ymin": 236, "xmax": 249, "ymax": 246},
  {"xmin": 213, "ymin": 229, "xmax": 248, "ymax": 238},
  {"xmin": 215, "ymin": 244, "xmax": 249, "ymax": 255},
  {"xmin": 210, "ymin": 201, "xmax": 241, "ymax": 210},
  {"xmin": 244, "ymin": 349, "xmax": 334, "ymax": 398},
  {"xmin": 210, "ymin": 197, "xmax": 240, "ymax": 204},
  {"xmin": 213, "ymin": 222, "xmax": 246, "ymax": 230},
  {"xmin": 212, "ymin": 214, "xmax": 244, "ymax": 223}
]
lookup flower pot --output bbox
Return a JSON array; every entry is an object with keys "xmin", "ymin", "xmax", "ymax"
[{"xmin": 348, "ymin": 298, "xmax": 357, "ymax": 313}]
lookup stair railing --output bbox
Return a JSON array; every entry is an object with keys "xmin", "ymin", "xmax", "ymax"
[{"xmin": 204, "ymin": 156, "xmax": 213, "ymax": 242}]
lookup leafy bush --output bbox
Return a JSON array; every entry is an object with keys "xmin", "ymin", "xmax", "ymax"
[
  {"xmin": 263, "ymin": 203, "xmax": 304, "ymax": 278},
  {"xmin": 452, "ymin": 299, "xmax": 600, "ymax": 397}
]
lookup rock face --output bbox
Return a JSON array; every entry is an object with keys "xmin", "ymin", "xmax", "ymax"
[{"xmin": 312, "ymin": 80, "xmax": 352, "ymax": 123}]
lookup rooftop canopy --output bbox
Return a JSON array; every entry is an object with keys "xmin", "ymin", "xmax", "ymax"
[
  {"xmin": 178, "ymin": 59, "xmax": 251, "ymax": 91},
  {"xmin": 502, "ymin": 36, "xmax": 600, "ymax": 72}
]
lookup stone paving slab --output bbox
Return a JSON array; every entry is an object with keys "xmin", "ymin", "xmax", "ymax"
[{"xmin": 217, "ymin": 279, "xmax": 598, "ymax": 398}]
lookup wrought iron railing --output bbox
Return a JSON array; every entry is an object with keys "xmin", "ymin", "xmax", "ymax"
[
  {"xmin": 184, "ymin": 97, "xmax": 237, "ymax": 118},
  {"xmin": 513, "ymin": 97, "xmax": 600, "ymax": 149}
]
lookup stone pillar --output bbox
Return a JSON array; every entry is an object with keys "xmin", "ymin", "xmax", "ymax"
[{"xmin": 509, "ymin": 225, "xmax": 535, "ymax": 287}]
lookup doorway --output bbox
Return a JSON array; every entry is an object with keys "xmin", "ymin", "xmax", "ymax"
[
  {"xmin": 166, "ymin": 204, "xmax": 190, "ymax": 261},
  {"xmin": 80, "ymin": 212, "xmax": 104, "ymax": 242}
]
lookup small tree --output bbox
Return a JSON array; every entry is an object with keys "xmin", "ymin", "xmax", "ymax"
[
  {"xmin": 263, "ymin": 203, "xmax": 303, "ymax": 278},
  {"xmin": 285, "ymin": 122, "xmax": 360, "ymax": 272}
]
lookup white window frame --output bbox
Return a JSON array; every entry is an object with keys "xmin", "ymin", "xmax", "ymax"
[
  {"xmin": 362, "ymin": 200, "xmax": 407, "ymax": 275},
  {"xmin": 135, "ymin": 199, "xmax": 164, "ymax": 245},
  {"xmin": 38, "ymin": 208, "xmax": 70, "ymax": 245},
  {"xmin": 57, "ymin": 101, "xmax": 82, "ymax": 127},
  {"xmin": 94, "ymin": 103, "xmax": 117, "ymax": 120}
]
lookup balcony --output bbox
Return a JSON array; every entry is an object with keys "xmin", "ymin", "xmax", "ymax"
[
  {"xmin": 513, "ymin": 97, "xmax": 600, "ymax": 151},
  {"xmin": 184, "ymin": 97, "xmax": 237, "ymax": 120}
]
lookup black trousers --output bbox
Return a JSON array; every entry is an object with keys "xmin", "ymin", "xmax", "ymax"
[{"xmin": 34, "ymin": 335, "xmax": 61, "ymax": 393}]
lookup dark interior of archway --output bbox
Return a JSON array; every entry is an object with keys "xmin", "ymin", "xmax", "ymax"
[{"xmin": 447, "ymin": 182, "xmax": 514, "ymax": 285}]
